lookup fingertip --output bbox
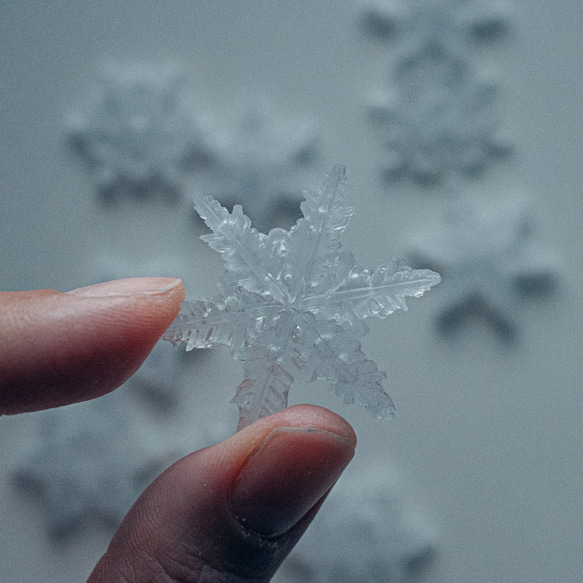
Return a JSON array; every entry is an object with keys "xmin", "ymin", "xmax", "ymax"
[
  {"xmin": 88, "ymin": 406, "xmax": 356, "ymax": 582},
  {"xmin": 0, "ymin": 278, "xmax": 185, "ymax": 414},
  {"xmin": 231, "ymin": 423, "xmax": 355, "ymax": 537},
  {"xmin": 65, "ymin": 276, "xmax": 184, "ymax": 299},
  {"xmin": 232, "ymin": 405, "xmax": 357, "ymax": 456},
  {"xmin": 256, "ymin": 404, "xmax": 357, "ymax": 449}
]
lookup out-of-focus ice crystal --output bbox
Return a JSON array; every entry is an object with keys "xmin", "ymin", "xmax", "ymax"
[
  {"xmin": 368, "ymin": 63, "xmax": 511, "ymax": 185},
  {"xmin": 275, "ymin": 464, "xmax": 438, "ymax": 583},
  {"xmin": 408, "ymin": 194, "xmax": 559, "ymax": 340},
  {"xmin": 11, "ymin": 389, "xmax": 173, "ymax": 539},
  {"xmin": 197, "ymin": 101, "xmax": 319, "ymax": 233},
  {"xmin": 67, "ymin": 64, "xmax": 211, "ymax": 204},
  {"xmin": 360, "ymin": 0, "xmax": 513, "ymax": 186}
]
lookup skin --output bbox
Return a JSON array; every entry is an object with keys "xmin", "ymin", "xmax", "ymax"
[{"xmin": 0, "ymin": 277, "xmax": 356, "ymax": 582}]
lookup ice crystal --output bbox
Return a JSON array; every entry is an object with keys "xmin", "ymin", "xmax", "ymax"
[
  {"xmin": 11, "ymin": 390, "xmax": 172, "ymax": 539},
  {"xmin": 361, "ymin": 0, "xmax": 513, "ymax": 185},
  {"xmin": 408, "ymin": 194, "xmax": 558, "ymax": 340},
  {"xmin": 164, "ymin": 166, "xmax": 441, "ymax": 429},
  {"xmin": 360, "ymin": 0, "xmax": 511, "ymax": 58},
  {"xmin": 67, "ymin": 64, "xmax": 210, "ymax": 204},
  {"xmin": 369, "ymin": 63, "xmax": 511, "ymax": 185},
  {"xmin": 275, "ymin": 464, "xmax": 438, "ymax": 583},
  {"xmin": 197, "ymin": 103, "xmax": 319, "ymax": 233}
]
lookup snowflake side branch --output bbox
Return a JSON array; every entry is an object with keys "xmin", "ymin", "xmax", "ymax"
[
  {"xmin": 289, "ymin": 165, "xmax": 354, "ymax": 300},
  {"xmin": 301, "ymin": 261, "xmax": 441, "ymax": 322},
  {"xmin": 163, "ymin": 296, "xmax": 285, "ymax": 352},
  {"xmin": 195, "ymin": 193, "xmax": 289, "ymax": 304}
]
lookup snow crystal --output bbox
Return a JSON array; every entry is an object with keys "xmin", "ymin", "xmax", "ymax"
[
  {"xmin": 11, "ymin": 389, "xmax": 172, "ymax": 539},
  {"xmin": 197, "ymin": 102, "xmax": 319, "ymax": 233},
  {"xmin": 408, "ymin": 193, "xmax": 559, "ymax": 340},
  {"xmin": 360, "ymin": 0, "xmax": 513, "ymax": 185},
  {"xmin": 67, "ymin": 64, "xmax": 211, "ymax": 204},
  {"xmin": 275, "ymin": 464, "xmax": 438, "ymax": 583},
  {"xmin": 164, "ymin": 166, "xmax": 440, "ymax": 429}
]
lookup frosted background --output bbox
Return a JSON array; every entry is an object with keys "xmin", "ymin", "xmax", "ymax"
[{"xmin": 1, "ymin": 1, "xmax": 582, "ymax": 581}]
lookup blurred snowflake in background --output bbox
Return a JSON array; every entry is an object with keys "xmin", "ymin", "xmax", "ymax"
[
  {"xmin": 368, "ymin": 62, "xmax": 511, "ymax": 185},
  {"xmin": 275, "ymin": 464, "xmax": 438, "ymax": 583},
  {"xmin": 67, "ymin": 64, "xmax": 211, "ymax": 204},
  {"xmin": 11, "ymin": 390, "xmax": 173, "ymax": 539},
  {"xmin": 408, "ymin": 193, "xmax": 559, "ymax": 340},
  {"xmin": 10, "ymin": 371, "xmax": 232, "ymax": 540},
  {"xmin": 360, "ymin": 0, "xmax": 513, "ymax": 186},
  {"xmin": 197, "ymin": 101, "xmax": 319, "ymax": 233}
]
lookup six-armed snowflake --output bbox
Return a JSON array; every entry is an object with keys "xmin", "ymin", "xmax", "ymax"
[{"xmin": 164, "ymin": 166, "xmax": 441, "ymax": 429}]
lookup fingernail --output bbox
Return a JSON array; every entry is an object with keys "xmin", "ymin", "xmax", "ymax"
[
  {"xmin": 65, "ymin": 277, "xmax": 182, "ymax": 298},
  {"xmin": 231, "ymin": 426, "xmax": 355, "ymax": 538}
]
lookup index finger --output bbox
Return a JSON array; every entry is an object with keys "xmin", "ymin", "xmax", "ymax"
[{"xmin": 0, "ymin": 277, "xmax": 184, "ymax": 415}]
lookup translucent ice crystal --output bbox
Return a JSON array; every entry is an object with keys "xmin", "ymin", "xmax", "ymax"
[
  {"xmin": 164, "ymin": 166, "xmax": 441, "ymax": 429},
  {"xmin": 67, "ymin": 64, "xmax": 211, "ymax": 204}
]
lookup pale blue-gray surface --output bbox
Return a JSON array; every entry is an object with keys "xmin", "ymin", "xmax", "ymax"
[{"xmin": 1, "ymin": 2, "xmax": 582, "ymax": 582}]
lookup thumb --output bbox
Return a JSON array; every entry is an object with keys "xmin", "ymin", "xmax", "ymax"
[{"xmin": 87, "ymin": 405, "xmax": 356, "ymax": 583}]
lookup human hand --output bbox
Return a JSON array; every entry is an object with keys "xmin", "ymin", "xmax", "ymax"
[
  {"xmin": 1, "ymin": 277, "xmax": 356, "ymax": 582},
  {"xmin": 0, "ymin": 277, "xmax": 186, "ymax": 414}
]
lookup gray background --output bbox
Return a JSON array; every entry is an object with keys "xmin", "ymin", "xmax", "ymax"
[{"xmin": 1, "ymin": 1, "xmax": 582, "ymax": 581}]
